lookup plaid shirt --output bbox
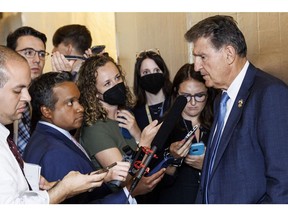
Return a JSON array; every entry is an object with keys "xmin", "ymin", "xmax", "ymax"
[{"xmin": 17, "ymin": 107, "xmax": 31, "ymax": 155}]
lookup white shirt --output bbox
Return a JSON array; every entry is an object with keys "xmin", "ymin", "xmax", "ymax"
[
  {"xmin": 223, "ymin": 61, "xmax": 249, "ymax": 128},
  {"xmin": 0, "ymin": 123, "xmax": 49, "ymax": 204}
]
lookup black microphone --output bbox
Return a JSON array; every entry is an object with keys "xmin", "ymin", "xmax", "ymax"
[
  {"xmin": 129, "ymin": 145, "xmax": 157, "ymax": 193},
  {"xmin": 151, "ymin": 95, "xmax": 188, "ymax": 152},
  {"xmin": 129, "ymin": 95, "xmax": 188, "ymax": 194}
]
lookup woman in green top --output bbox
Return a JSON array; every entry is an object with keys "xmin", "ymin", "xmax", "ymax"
[{"xmin": 77, "ymin": 54, "xmax": 165, "ymax": 193}]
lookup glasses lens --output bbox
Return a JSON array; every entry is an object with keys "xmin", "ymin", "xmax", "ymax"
[
  {"xmin": 195, "ymin": 93, "xmax": 207, "ymax": 102},
  {"xmin": 38, "ymin": 51, "xmax": 48, "ymax": 59},
  {"xmin": 24, "ymin": 49, "xmax": 36, "ymax": 58}
]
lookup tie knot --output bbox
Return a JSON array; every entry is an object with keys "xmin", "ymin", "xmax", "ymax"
[{"xmin": 220, "ymin": 92, "xmax": 229, "ymax": 105}]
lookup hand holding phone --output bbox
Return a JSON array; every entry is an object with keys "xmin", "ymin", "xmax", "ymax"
[
  {"xmin": 90, "ymin": 162, "xmax": 117, "ymax": 175},
  {"xmin": 183, "ymin": 125, "xmax": 199, "ymax": 142}
]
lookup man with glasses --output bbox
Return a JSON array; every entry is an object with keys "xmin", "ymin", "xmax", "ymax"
[{"xmin": 6, "ymin": 26, "xmax": 49, "ymax": 154}]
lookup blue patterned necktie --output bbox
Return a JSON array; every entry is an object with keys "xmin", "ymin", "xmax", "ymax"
[
  {"xmin": 17, "ymin": 107, "xmax": 31, "ymax": 155},
  {"xmin": 205, "ymin": 91, "xmax": 229, "ymax": 204}
]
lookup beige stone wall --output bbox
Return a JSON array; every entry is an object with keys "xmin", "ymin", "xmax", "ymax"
[
  {"xmin": 187, "ymin": 12, "xmax": 288, "ymax": 84},
  {"xmin": 116, "ymin": 12, "xmax": 188, "ymax": 87},
  {"xmin": 1, "ymin": 12, "xmax": 288, "ymax": 84}
]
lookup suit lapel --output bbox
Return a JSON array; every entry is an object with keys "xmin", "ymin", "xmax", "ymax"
[
  {"xmin": 209, "ymin": 64, "xmax": 257, "ymax": 178},
  {"xmin": 37, "ymin": 123, "xmax": 95, "ymax": 169}
]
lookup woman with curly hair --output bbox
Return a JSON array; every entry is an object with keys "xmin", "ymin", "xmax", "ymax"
[{"xmin": 77, "ymin": 54, "xmax": 165, "ymax": 193}]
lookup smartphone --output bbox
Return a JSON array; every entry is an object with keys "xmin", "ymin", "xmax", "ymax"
[
  {"xmin": 91, "ymin": 45, "xmax": 106, "ymax": 55},
  {"xmin": 91, "ymin": 162, "xmax": 117, "ymax": 175},
  {"xmin": 64, "ymin": 55, "xmax": 86, "ymax": 61},
  {"xmin": 183, "ymin": 125, "xmax": 199, "ymax": 142},
  {"xmin": 189, "ymin": 142, "xmax": 205, "ymax": 155}
]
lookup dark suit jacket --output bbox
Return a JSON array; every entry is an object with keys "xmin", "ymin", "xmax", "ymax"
[
  {"xmin": 23, "ymin": 122, "xmax": 128, "ymax": 204},
  {"xmin": 197, "ymin": 63, "xmax": 288, "ymax": 204}
]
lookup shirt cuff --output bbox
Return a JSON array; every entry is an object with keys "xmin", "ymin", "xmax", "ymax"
[{"xmin": 123, "ymin": 187, "xmax": 137, "ymax": 204}]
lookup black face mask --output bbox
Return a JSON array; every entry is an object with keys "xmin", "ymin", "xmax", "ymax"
[
  {"xmin": 139, "ymin": 73, "xmax": 165, "ymax": 94},
  {"xmin": 102, "ymin": 82, "xmax": 127, "ymax": 106}
]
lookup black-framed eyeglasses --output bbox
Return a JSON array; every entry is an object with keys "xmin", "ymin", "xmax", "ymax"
[
  {"xmin": 16, "ymin": 48, "xmax": 49, "ymax": 60},
  {"xmin": 179, "ymin": 92, "xmax": 207, "ymax": 103},
  {"xmin": 136, "ymin": 48, "xmax": 161, "ymax": 59}
]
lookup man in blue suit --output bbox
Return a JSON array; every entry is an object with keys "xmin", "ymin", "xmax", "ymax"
[
  {"xmin": 23, "ymin": 72, "xmax": 132, "ymax": 204},
  {"xmin": 185, "ymin": 15, "xmax": 288, "ymax": 203}
]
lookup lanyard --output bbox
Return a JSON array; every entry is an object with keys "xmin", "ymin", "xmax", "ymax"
[{"xmin": 145, "ymin": 101, "xmax": 164, "ymax": 124}]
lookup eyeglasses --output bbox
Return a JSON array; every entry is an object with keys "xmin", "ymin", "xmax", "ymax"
[
  {"xmin": 179, "ymin": 92, "xmax": 207, "ymax": 103},
  {"xmin": 17, "ymin": 48, "xmax": 50, "ymax": 60},
  {"xmin": 136, "ymin": 48, "xmax": 161, "ymax": 59}
]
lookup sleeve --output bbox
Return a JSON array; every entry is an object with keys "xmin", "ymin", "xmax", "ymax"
[
  {"xmin": 0, "ymin": 147, "xmax": 49, "ymax": 204},
  {"xmin": 81, "ymin": 121, "xmax": 121, "ymax": 157},
  {"xmin": 258, "ymin": 83, "xmax": 288, "ymax": 203},
  {"xmin": 40, "ymin": 148, "xmax": 86, "ymax": 182}
]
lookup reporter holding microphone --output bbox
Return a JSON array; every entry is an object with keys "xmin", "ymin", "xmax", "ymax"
[{"xmin": 155, "ymin": 63, "xmax": 218, "ymax": 204}]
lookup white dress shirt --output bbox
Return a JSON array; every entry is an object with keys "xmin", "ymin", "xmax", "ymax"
[
  {"xmin": 223, "ymin": 61, "xmax": 249, "ymax": 128},
  {"xmin": 0, "ymin": 123, "xmax": 49, "ymax": 204}
]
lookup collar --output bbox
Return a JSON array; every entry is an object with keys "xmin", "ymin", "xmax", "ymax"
[
  {"xmin": 39, "ymin": 121, "xmax": 72, "ymax": 140},
  {"xmin": 226, "ymin": 61, "xmax": 249, "ymax": 102},
  {"xmin": 0, "ymin": 123, "xmax": 10, "ymax": 143}
]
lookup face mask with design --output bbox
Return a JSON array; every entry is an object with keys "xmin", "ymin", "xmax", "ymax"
[
  {"xmin": 102, "ymin": 82, "xmax": 127, "ymax": 106},
  {"xmin": 139, "ymin": 73, "xmax": 165, "ymax": 94}
]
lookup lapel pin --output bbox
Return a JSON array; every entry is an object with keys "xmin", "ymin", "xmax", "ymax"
[{"xmin": 238, "ymin": 99, "xmax": 243, "ymax": 108}]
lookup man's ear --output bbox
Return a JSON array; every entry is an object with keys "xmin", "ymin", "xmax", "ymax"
[
  {"xmin": 225, "ymin": 45, "xmax": 236, "ymax": 65},
  {"xmin": 40, "ymin": 106, "xmax": 52, "ymax": 119},
  {"xmin": 67, "ymin": 43, "xmax": 74, "ymax": 55}
]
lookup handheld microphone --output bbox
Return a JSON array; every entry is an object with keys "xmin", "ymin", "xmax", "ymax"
[
  {"xmin": 129, "ymin": 95, "xmax": 188, "ymax": 194},
  {"xmin": 151, "ymin": 95, "xmax": 188, "ymax": 152},
  {"xmin": 129, "ymin": 145, "xmax": 157, "ymax": 193}
]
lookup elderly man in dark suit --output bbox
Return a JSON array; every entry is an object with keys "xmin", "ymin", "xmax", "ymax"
[{"xmin": 185, "ymin": 15, "xmax": 288, "ymax": 203}]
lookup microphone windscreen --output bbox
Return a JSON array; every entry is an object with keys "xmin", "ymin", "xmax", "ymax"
[{"xmin": 151, "ymin": 95, "xmax": 187, "ymax": 152}]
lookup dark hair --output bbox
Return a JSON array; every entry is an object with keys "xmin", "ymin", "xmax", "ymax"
[
  {"xmin": 29, "ymin": 71, "xmax": 73, "ymax": 131},
  {"xmin": 0, "ymin": 45, "xmax": 27, "ymax": 87},
  {"xmin": 6, "ymin": 26, "xmax": 47, "ymax": 50},
  {"xmin": 172, "ymin": 63, "xmax": 218, "ymax": 128},
  {"xmin": 185, "ymin": 15, "xmax": 247, "ymax": 58},
  {"xmin": 77, "ymin": 54, "xmax": 134, "ymax": 126},
  {"xmin": 52, "ymin": 24, "xmax": 92, "ymax": 54},
  {"xmin": 133, "ymin": 50, "xmax": 172, "ymax": 106}
]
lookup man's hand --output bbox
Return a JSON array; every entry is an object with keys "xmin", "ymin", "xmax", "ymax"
[
  {"xmin": 47, "ymin": 170, "xmax": 107, "ymax": 204},
  {"xmin": 103, "ymin": 161, "xmax": 130, "ymax": 183},
  {"xmin": 51, "ymin": 51, "xmax": 73, "ymax": 72}
]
